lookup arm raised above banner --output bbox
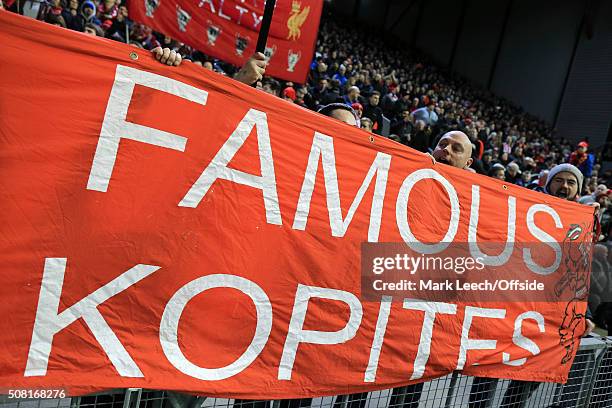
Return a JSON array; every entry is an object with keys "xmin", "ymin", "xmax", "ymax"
[
  {"xmin": 234, "ymin": 52, "xmax": 267, "ymax": 85},
  {"xmin": 151, "ymin": 47, "xmax": 267, "ymax": 86},
  {"xmin": 152, "ymin": 46, "xmax": 182, "ymax": 66}
]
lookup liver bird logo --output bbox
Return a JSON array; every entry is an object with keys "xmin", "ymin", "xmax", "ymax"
[{"xmin": 286, "ymin": 1, "xmax": 310, "ymax": 41}]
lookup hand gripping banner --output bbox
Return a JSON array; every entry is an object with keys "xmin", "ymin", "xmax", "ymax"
[
  {"xmin": 0, "ymin": 11, "xmax": 596, "ymax": 397},
  {"xmin": 128, "ymin": 0, "xmax": 323, "ymax": 83}
]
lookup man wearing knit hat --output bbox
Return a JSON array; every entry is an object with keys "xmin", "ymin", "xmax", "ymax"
[
  {"xmin": 544, "ymin": 163, "xmax": 601, "ymax": 267},
  {"xmin": 545, "ymin": 163, "xmax": 584, "ymax": 201},
  {"xmin": 487, "ymin": 163, "xmax": 597, "ymax": 408}
]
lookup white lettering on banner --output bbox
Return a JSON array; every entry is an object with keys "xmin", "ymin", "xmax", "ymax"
[
  {"xmin": 456, "ymin": 306, "xmax": 506, "ymax": 370},
  {"xmin": 87, "ymin": 65, "xmax": 208, "ymax": 192},
  {"xmin": 179, "ymin": 109, "xmax": 282, "ymax": 226},
  {"xmin": 251, "ymin": 12, "xmax": 263, "ymax": 29},
  {"xmin": 85, "ymin": 69, "xmax": 570, "ymax": 274},
  {"xmin": 160, "ymin": 274, "xmax": 273, "ymax": 380},
  {"xmin": 23, "ymin": 259, "xmax": 549, "ymax": 382},
  {"xmin": 197, "ymin": 0, "xmax": 263, "ymax": 28},
  {"xmin": 396, "ymin": 169, "xmax": 460, "ymax": 254},
  {"xmin": 61, "ymin": 64, "xmax": 583, "ymax": 382},
  {"xmin": 198, "ymin": 0, "xmax": 215, "ymax": 13},
  {"xmin": 25, "ymin": 258, "xmax": 159, "ymax": 377},
  {"xmin": 292, "ymin": 132, "xmax": 391, "ymax": 242},
  {"xmin": 403, "ymin": 300, "xmax": 458, "ymax": 380},
  {"xmin": 364, "ymin": 296, "xmax": 392, "ymax": 382},
  {"xmin": 235, "ymin": 5, "xmax": 248, "ymax": 24},
  {"xmin": 524, "ymin": 204, "xmax": 563, "ymax": 275},
  {"xmin": 468, "ymin": 185, "xmax": 516, "ymax": 266},
  {"xmin": 278, "ymin": 284, "xmax": 363, "ymax": 380},
  {"xmin": 503, "ymin": 311, "xmax": 545, "ymax": 366},
  {"xmin": 218, "ymin": 0, "xmax": 231, "ymax": 20}
]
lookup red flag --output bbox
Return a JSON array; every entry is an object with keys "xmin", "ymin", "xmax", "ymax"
[
  {"xmin": 128, "ymin": 0, "xmax": 323, "ymax": 83},
  {"xmin": 0, "ymin": 11, "xmax": 593, "ymax": 397}
]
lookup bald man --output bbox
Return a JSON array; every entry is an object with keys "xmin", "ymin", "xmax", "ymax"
[
  {"xmin": 389, "ymin": 131, "xmax": 474, "ymax": 408},
  {"xmin": 431, "ymin": 130, "xmax": 473, "ymax": 169}
]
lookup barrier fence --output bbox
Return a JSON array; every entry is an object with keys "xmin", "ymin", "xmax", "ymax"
[{"xmin": 2, "ymin": 336, "xmax": 611, "ymax": 408}]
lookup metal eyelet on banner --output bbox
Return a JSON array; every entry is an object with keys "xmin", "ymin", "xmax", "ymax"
[
  {"xmin": 502, "ymin": 185, "xmax": 508, "ymax": 190},
  {"xmin": 129, "ymin": 52, "xmax": 139, "ymax": 61},
  {"xmin": 369, "ymin": 135, "xmax": 375, "ymax": 143}
]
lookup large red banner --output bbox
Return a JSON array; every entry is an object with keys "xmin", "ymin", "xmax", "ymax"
[
  {"xmin": 128, "ymin": 0, "xmax": 323, "ymax": 83},
  {"xmin": 0, "ymin": 12, "xmax": 595, "ymax": 397}
]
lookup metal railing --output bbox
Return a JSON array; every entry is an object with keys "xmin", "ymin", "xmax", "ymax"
[{"xmin": 2, "ymin": 336, "xmax": 611, "ymax": 408}]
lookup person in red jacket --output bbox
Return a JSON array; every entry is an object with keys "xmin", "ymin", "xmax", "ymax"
[
  {"xmin": 570, "ymin": 141, "xmax": 590, "ymax": 167},
  {"xmin": 569, "ymin": 141, "xmax": 596, "ymax": 182}
]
